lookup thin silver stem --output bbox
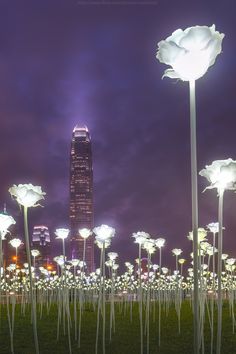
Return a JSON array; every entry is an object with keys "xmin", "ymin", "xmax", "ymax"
[
  {"xmin": 216, "ymin": 189, "xmax": 224, "ymax": 354},
  {"xmin": 189, "ymin": 80, "xmax": 199, "ymax": 354}
]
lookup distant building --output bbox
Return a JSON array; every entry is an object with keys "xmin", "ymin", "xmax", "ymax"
[
  {"xmin": 31, "ymin": 225, "xmax": 51, "ymax": 267},
  {"xmin": 69, "ymin": 125, "xmax": 94, "ymax": 272}
]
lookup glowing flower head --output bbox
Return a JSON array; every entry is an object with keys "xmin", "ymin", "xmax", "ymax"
[
  {"xmin": 207, "ymin": 222, "xmax": 219, "ymax": 234},
  {"xmin": 152, "ymin": 264, "xmax": 159, "ymax": 271},
  {"xmin": 172, "ymin": 248, "xmax": 183, "ymax": 256},
  {"xmin": 54, "ymin": 255, "xmax": 65, "ymax": 266},
  {"xmin": 31, "ymin": 249, "xmax": 40, "ymax": 257},
  {"xmin": 155, "ymin": 237, "xmax": 166, "ymax": 248},
  {"xmin": 9, "ymin": 238, "xmax": 22, "ymax": 249},
  {"xmin": 132, "ymin": 231, "xmax": 150, "ymax": 245},
  {"xmin": 79, "ymin": 228, "xmax": 92, "ymax": 239},
  {"xmin": 178, "ymin": 258, "xmax": 186, "ymax": 265},
  {"xmin": 161, "ymin": 267, "xmax": 168, "ymax": 275},
  {"xmin": 143, "ymin": 239, "xmax": 156, "ymax": 254},
  {"xmin": 199, "ymin": 159, "xmax": 236, "ymax": 192},
  {"xmin": 0, "ymin": 213, "xmax": 16, "ymax": 235},
  {"xmin": 188, "ymin": 228, "xmax": 207, "ymax": 243},
  {"xmin": 9, "ymin": 184, "xmax": 45, "ymax": 208},
  {"xmin": 226, "ymin": 258, "xmax": 236, "ymax": 266},
  {"xmin": 112, "ymin": 264, "xmax": 119, "ymax": 271},
  {"xmin": 222, "ymin": 253, "xmax": 228, "ymax": 260},
  {"xmin": 55, "ymin": 228, "xmax": 70, "ymax": 240},
  {"xmin": 107, "ymin": 252, "xmax": 118, "ymax": 261},
  {"xmin": 156, "ymin": 24, "xmax": 224, "ymax": 81},
  {"xmin": 95, "ymin": 238, "xmax": 111, "ymax": 249},
  {"xmin": 93, "ymin": 224, "xmax": 115, "ymax": 243}
]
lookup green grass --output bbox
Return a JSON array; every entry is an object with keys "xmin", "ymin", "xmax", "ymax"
[{"xmin": 0, "ymin": 301, "xmax": 236, "ymax": 353}]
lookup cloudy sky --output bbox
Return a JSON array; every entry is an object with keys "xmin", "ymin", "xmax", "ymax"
[{"xmin": 1, "ymin": 0, "xmax": 236, "ymax": 268}]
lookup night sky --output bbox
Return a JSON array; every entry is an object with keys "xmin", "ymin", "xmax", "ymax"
[{"xmin": 1, "ymin": 0, "xmax": 236, "ymax": 269}]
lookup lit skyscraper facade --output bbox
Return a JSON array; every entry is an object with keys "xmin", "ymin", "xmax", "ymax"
[
  {"xmin": 69, "ymin": 125, "xmax": 94, "ymax": 272},
  {"xmin": 31, "ymin": 225, "xmax": 51, "ymax": 267}
]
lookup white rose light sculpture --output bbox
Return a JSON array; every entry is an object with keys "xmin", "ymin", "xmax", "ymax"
[
  {"xmin": 0, "ymin": 213, "xmax": 16, "ymax": 278},
  {"xmin": 55, "ymin": 227, "xmax": 71, "ymax": 350},
  {"xmin": 156, "ymin": 24, "xmax": 224, "ymax": 354},
  {"xmin": 55, "ymin": 228, "xmax": 70, "ymax": 261},
  {"xmin": 142, "ymin": 238, "xmax": 156, "ymax": 354},
  {"xmin": 9, "ymin": 184, "xmax": 45, "ymax": 208},
  {"xmin": 76, "ymin": 229, "xmax": 92, "ymax": 347},
  {"xmin": 207, "ymin": 222, "xmax": 219, "ymax": 353},
  {"xmin": 8, "ymin": 236, "xmax": 22, "ymax": 345},
  {"xmin": 93, "ymin": 225, "xmax": 115, "ymax": 354},
  {"xmin": 132, "ymin": 231, "xmax": 150, "ymax": 354},
  {"xmin": 200, "ymin": 158, "xmax": 236, "ymax": 354},
  {"xmin": 156, "ymin": 25, "xmax": 224, "ymax": 81},
  {"xmin": 155, "ymin": 237, "xmax": 166, "ymax": 346},
  {"xmin": 9, "ymin": 238, "xmax": 22, "ymax": 256},
  {"xmin": 172, "ymin": 248, "xmax": 183, "ymax": 271},
  {"xmin": 79, "ymin": 228, "xmax": 92, "ymax": 276},
  {"xmin": 8, "ymin": 183, "xmax": 45, "ymax": 354},
  {"xmin": 31, "ymin": 249, "xmax": 40, "ymax": 269},
  {"xmin": 107, "ymin": 251, "xmax": 118, "ymax": 341}
]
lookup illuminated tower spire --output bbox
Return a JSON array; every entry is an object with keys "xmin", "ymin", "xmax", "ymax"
[{"xmin": 69, "ymin": 124, "xmax": 94, "ymax": 272}]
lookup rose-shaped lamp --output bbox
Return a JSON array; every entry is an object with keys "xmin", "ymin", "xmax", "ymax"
[
  {"xmin": 9, "ymin": 183, "xmax": 45, "ymax": 208},
  {"xmin": 31, "ymin": 249, "xmax": 40, "ymax": 269},
  {"xmin": 55, "ymin": 228, "xmax": 70, "ymax": 261},
  {"xmin": 0, "ymin": 213, "xmax": 16, "ymax": 236},
  {"xmin": 200, "ymin": 158, "xmax": 236, "ymax": 354},
  {"xmin": 156, "ymin": 27, "xmax": 224, "ymax": 354},
  {"xmin": 93, "ymin": 224, "xmax": 115, "ymax": 354},
  {"xmin": 9, "ymin": 238, "xmax": 22, "ymax": 266},
  {"xmin": 0, "ymin": 213, "xmax": 16, "ymax": 277},
  {"xmin": 93, "ymin": 225, "xmax": 115, "ymax": 243},
  {"xmin": 8, "ymin": 184, "xmax": 45, "ymax": 353},
  {"xmin": 9, "ymin": 238, "xmax": 22, "ymax": 249},
  {"xmin": 107, "ymin": 252, "xmax": 118, "ymax": 261},
  {"xmin": 79, "ymin": 228, "xmax": 91, "ymax": 239},
  {"xmin": 79, "ymin": 228, "xmax": 92, "ymax": 275},
  {"xmin": 55, "ymin": 228, "xmax": 70, "ymax": 240},
  {"xmin": 156, "ymin": 25, "xmax": 224, "ymax": 82},
  {"xmin": 206, "ymin": 222, "xmax": 219, "ymax": 305}
]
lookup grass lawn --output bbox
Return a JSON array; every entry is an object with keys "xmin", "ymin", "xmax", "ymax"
[{"xmin": 0, "ymin": 301, "xmax": 236, "ymax": 353}]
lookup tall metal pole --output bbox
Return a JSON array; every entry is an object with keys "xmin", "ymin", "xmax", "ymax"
[
  {"xmin": 216, "ymin": 189, "xmax": 224, "ymax": 354},
  {"xmin": 189, "ymin": 80, "xmax": 199, "ymax": 354}
]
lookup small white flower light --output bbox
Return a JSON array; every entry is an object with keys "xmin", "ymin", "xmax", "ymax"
[
  {"xmin": 172, "ymin": 248, "xmax": 183, "ymax": 256},
  {"xmin": 178, "ymin": 258, "xmax": 186, "ymax": 265},
  {"xmin": 221, "ymin": 254, "xmax": 228, "ymax": 261},
  {"xmin": 79, "ymin": 228, "xmax": 92, "ymax": 239},
  {"xmin": 207, "ymin": 222, "xmax": 219, "ymax": 234},
  {"xmin": 9, "ymin": 238, "xmax": 22, "ymax": 249},
  {"xmin": 93, "ymin": 224, "xmax": 115, "ymax": 243},
  {"xmin": 132, "ymin": 231, "xmax": 150, "ymax": 245},
  {"xmin": 188, "ymin": 228, "xmax": 207, "ymax": 243},
  {"xmin": 107, "ymin": 252, "xmax": 118, "ymax": 261},
  {"xmin": 31, "ymin": 249, "xmax": 40, "ymax": 258},
  {"xmin": 155, "ymin": 238, "xmax": 166, "ymax": 249},
  {"xmin": 55, "ymin": 228, "xmax": 70, "ymax": 240},
  {"xmin": 226, "ymin": 258, "xmax": 236, "ymax": 266}
]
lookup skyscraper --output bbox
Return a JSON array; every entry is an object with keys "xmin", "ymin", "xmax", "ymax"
[
  {"xmin": 31, "ymin": 225, "xmax": 51, "ymax": 267},
  {"xmin": 69, "ymin": 125, "xmax": 94, "ymax": 272}
]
